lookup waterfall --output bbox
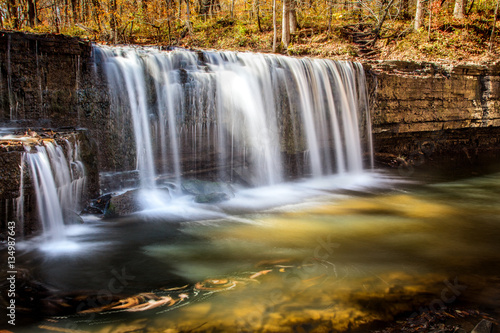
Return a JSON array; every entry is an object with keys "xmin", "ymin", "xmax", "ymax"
[
  {"xmin": 23, "ymin": 140, "xmax": 87, "ymax": 241},
  {"xmin": 101, "ymin": 47, "xmax": 372, "ymax": 188}
]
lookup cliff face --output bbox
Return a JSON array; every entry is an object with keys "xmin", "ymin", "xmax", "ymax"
[
  {"xmin": 1, "ymin": 31, "xmax": 500, "ymax": 235},
  {"xmin": 2, "ymin": 31, "xmax": 499, "ymax": 173},
  {"xmin": 0, "ymin": 31, "xmax": 93, "ymax": 127},
  {"xmin": 365, "ymin": 60, "xmax": 500, "ymax": 167},
  {"xmin": 0, "ymin": 32, "xmax": 99, "ymax": 237}
]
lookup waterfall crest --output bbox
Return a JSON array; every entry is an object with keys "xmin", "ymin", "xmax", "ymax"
[{"xmin": 100, "ymin": 47, "xmax": 372, "ymax": 188}]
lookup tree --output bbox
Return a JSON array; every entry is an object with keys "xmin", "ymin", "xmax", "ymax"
[
  {"xmin": 289, "ymin": 0, "xmax": 297, "ymax": 34},
  {"xmin": 27, "ymin": 0, "xmax": 37, "ymax": 27},
  {"xmin": 453, "ymin": 0, "xmax": 465, "ymax": 19},
  {"xmin": 109, "ymin": 0, "xmax": 118, "ymax": 43},
  {"xmin": 490, "ymin": 0, "xmax": 500, "ymax": 51},
  {"xmin": 273, "ymin": 0, "xmax": 277, "ymax": 52},
  {"xmin": 70, "ymin": 0, "xmax": 79, "ymax": 23},
  {"xmin": 414, "ymin": 0, "xmax": 424, "ymax": 30},
  {"xmin": 7, "ymin": 0, "xmax": 19, "ymax": 29},
  {"xmin": 282, "ymin": 0, "xmax": 291, "ymax": 48},
  {"xmin": 253, "ymin": 0, "xmax": 262, "ymax": 32},
  {"xmin": 371, "ymin": 0, "xmax": 396, "ymax": 46}
]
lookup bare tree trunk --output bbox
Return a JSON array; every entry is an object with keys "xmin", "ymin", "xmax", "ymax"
[
  {"xmin": 231, "ymin": 0, "xmax": 235, "ymax": 18},
  {"xmin": 466, "ymin": 0, "xmax": 475, "ymax": 15},
  {"xmin": 414, "ymin": 0, "xmax": 424, "ymax": 30},
  {"xmin": 282, "ymin": 0, "xmax": 290, "ymax": 49},
  {"xmin": 110, "ymin": 0, "xmax": 118, "ymax": 43},
  {"xmin": 453, "ymin": 0, "xmax": 465, "ymax": 19},
  {"xmin": 289, "ymin": 0, "xmax": 297, "ymax": 34},
  {"xmin": 91, "ymin": 0, "xmax": 102, "ymax": 31},
  {"xmin": 186, "ymin": 0, "xmax": 193, "ymax": 33},
  {"xmin": 272, "ymin": 0, "xmax": 277, "ymax": 52},
  {"xmin": 490, "ymin": 0, "xmax": 500, "ymax": 52},
  {"xmin": 255, "ymin": 0, "xmax": 262, "ymax": 32},
  {"xmin": 371, "ymin": 0, "xmax": 395, "ymax": 46},
  {"xmin": 7, "ymin": 0, "xmax": 20, "ymax": 29},
  {"xmin": 53, "ymin": 3, "xmax": 61, "ymax": 33},
  {"xmin": 27, "ymin": 0, "xmax": 37, "ymax": 27},
  {"xmin": 71, "ymin": 0, "xmax": 79, "ymax": 23},
  {"xmin": 63, "ymin": 0, "xmax": 70, "ymax": 27},
  {"xmin": 428, "ymin": 0, "xmax": 432, "ymax": 40},
  {"xmin": 327, "ymin": 0, "xmax": 333, "ymax": 35},
  {"xmin": 83, "ymin": 0, "xmax": 92, "ymax": 25}
]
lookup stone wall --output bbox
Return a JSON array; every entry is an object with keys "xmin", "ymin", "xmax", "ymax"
[{"xmin": 365, "ymin": 60, "xmax": 500, "ymax": 166}]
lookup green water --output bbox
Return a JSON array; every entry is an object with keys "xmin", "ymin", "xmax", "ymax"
[{"xmin": 8, "ymin": 170, "xmax": 500, "ymax": 332}]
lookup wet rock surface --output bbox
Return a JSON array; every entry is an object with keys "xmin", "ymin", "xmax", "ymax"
[
  {"xmin": 103, "ymin": 190, "xmax": 142, "ymax": 218},
  {"xmin": 181, "ymin": 179, "xmax": 234, "ymax": 203},
  {"xmin": 103, "ymin": 188, "xmax": 171, "ymax": 218},
  {"xmin": 0, "ymin": 31, "xmax": 92, "ymax": 127}
]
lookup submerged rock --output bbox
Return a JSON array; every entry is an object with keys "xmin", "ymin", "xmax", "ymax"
[
  {"xmin": 194, "ymin": 192, "xmax": 230, "ymax": 204},
  {"xmin": 472, "ymin": 320, "xmax": 493, "ymax": 333},
  {"xmin": 182, "ymin": 179, "xmax": 234, "ymax": 204},
  {"xmin": 103, "ymin": 188, "xmax": 171, "ymax": 218},
  {"xmin": 104, "ymin": 190, "xmax": 142, "ymax": 219}
]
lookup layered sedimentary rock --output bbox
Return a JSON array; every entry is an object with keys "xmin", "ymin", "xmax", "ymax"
[
  {"xmin": 1, "ymin": 31, "xmax": 500, "ymax": 236},
  {"xmin": 0, "ymin": 31, "xmax": 92, "ymax": 126},
  {"xmin": 365, "ymin": 60, "xmax": 500, "ymax": 165}
]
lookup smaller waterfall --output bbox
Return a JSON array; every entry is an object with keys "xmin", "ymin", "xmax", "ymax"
[
  {"xmin": 16, "ymin": 159, "xmax": 25, "ymax": 238},
  {"xmin": 26, "ymin": 145, "xmax": 66, "ymax": 241},
  {"xmin": 22, "ymin": 139, "xmax": 87, "ymax": 242}
]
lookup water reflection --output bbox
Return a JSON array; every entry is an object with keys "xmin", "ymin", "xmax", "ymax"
[{"xmin": 7, "ymin": 171, "xmax": 500, "ymax": 332}]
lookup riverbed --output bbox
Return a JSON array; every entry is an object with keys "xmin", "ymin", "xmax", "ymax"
[{"xmin": 6, "ymin": 167, "xmax": 500, "ymax": 332}]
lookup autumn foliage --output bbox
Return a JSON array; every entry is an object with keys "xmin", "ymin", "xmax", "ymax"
[{"xmin": 0, "ymin": 0, "xmax": 499, "ymax": 60}]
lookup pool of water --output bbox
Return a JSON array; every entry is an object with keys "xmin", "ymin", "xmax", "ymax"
[{"xmin": 5, "ymin": 169, "xmax": 500, "ymax": 332}]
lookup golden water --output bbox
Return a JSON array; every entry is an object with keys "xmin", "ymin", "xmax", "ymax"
[{"xmin": 14, "ymin": 172, "xmax": 500, "ymax": 332}]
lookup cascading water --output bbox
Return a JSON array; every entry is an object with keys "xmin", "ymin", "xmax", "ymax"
[
  {"xmin": 100, "ymin": 47, "xmax": 372, "ymax": 191},
  {"xmin": 21, "ymin": 139, "xmax": 87, "ymax": 242}
]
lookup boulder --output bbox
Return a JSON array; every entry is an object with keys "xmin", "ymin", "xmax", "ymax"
[
  {"xmin": 103, "ymin": 190, "xmax": 142, "ymax": 218},
  {"xmin": 103, "ymin": 188, "xmax": 171, "ymax": 218}
]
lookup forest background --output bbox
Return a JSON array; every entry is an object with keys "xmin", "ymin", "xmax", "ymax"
[{"xmin": 0, "ymin": 0, "xmax": 499, "ymax": 62}]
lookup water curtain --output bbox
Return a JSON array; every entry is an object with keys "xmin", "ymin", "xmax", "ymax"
[
  {"xmin": 101, "ymin": 47, "xmax": 372, "ymax": 188},
  {"xmin": 20, "ymin": 139, "xmax": 87, "ymax": 241}
]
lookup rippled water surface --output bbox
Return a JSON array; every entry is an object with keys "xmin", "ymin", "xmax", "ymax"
[{"xmin": 8, "ymin": 170, "xmax": 500, "ymax": 332}]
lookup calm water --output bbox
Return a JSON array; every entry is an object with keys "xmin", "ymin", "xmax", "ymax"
[{"xmin": 7, "ymin": 169, "xmax": 500, "ymax": 332}]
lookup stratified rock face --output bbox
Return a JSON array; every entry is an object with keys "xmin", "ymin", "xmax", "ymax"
[
  {"xmin": 365, "ymin": 61, "xmax": 500, "ymax": 164},
  {"xmin": 1, "ymin": 31, "xmax": 500, "ymax": 235},
  {"xmin": 0, "ymin": 31, "xmax": 92, "ymax": 127}
]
